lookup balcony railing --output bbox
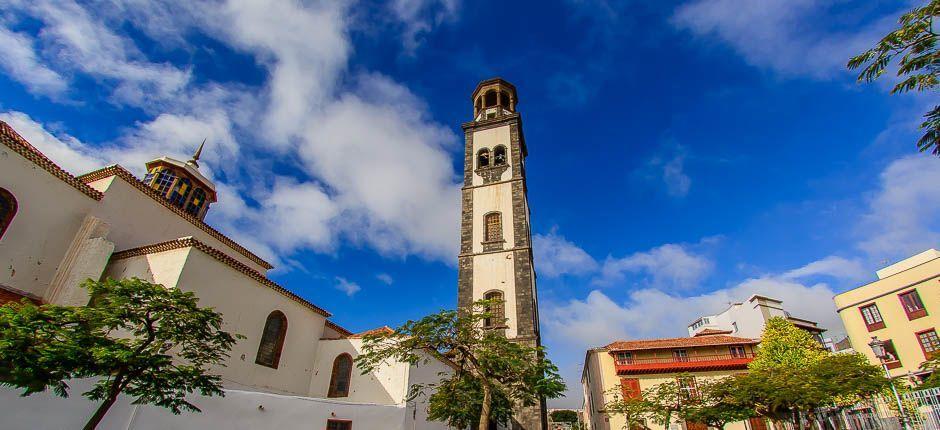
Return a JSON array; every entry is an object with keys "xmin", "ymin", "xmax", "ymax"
[{"xmin": 614, "ymin": 352, "xmax": 755, "ymax": 374}]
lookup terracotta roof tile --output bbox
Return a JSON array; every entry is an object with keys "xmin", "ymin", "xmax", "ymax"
[
  {"xmin": 325, "ymin": 320, "xmax": 353, "ymax": 337},
  {"xmin": 349, "ymin": 326, "xmax": 394, "ymax": 338},
  {"xmin": 693, "ymin": 328, "xmax": 734, "ymax": 337},
  {"xmin": 606, "ymin": 335, "xmax": 758, "ymax": 352}
]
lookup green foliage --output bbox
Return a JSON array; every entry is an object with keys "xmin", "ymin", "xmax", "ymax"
[
  {"xmin": 641, "ymin": 379, "xmax": 685, "ymax": 427},
  {"xmin": 848, "ymin": 0, "xmax": 940, "ymax": 155},
  {"xmin": 729, "ymin": 353, "xmax": 888, "ymax": 423},
  {"xmin": 550, "ymin": 409, "xmax": 580, "ymax": 423},
  {"xmin": 603, "ymin": 388, "xmax": 654, "ymax": 430},
  {"xmin": 748, "ymin": 317, "xmax": 828, "ymax": 373},
  {"xmin": 0, "ymin": 278, "xmax": 240, "ymax": 430},
  {"xmin": 918, "ymin": 353, "xmax": 940, "ymax": 388},
  {"xmin": 677, "ymin": 378, "xmax": 754, "ymax": 430},
  {"xmin": 355, "ymin": 299, "xmax": 566, "ymax": 430}
]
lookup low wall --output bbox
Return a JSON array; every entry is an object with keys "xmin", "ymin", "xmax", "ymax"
[{"xmin": 0, "ymin": 379, "xmax": 412, "ymax": 430}]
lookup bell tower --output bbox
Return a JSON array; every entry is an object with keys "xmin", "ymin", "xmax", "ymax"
[{"xmin": 457, "ymin": 78, "xmax": 546, "ymax": 430}]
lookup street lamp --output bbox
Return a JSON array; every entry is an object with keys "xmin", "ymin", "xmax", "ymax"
[{"xmin": 869, "ymin": 336, "xmax": 909, "ymax": 430}]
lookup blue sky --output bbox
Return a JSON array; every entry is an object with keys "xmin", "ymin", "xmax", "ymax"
[{"xmin": 1, "ymin": 0, "xmax": 938, "ymax": 407}]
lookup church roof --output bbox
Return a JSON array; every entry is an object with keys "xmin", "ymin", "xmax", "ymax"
[
  {"xmin": 693, "ymin": 328, "xmax": 734, "ymax": 337},
  {"xmin": 145, "ymin": 156, "xmax": 217, "ymax": 193},
  {"xmin": 349, "ymin": 326, "xmax": 395, "ymax": 338},
  {"xmin": 111, "ymin": 237, "xmax": 329, "ymax": 317},
  {"xmin": 606, "ymin": 334, "xmax": 758, "ymax": 352}
]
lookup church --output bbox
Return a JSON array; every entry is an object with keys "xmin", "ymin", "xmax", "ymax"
[{"xmin": 0, "ymin": 78, "xmax": 547, "ymax": 429}]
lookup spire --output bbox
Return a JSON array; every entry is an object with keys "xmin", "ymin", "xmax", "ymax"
[{"xmin": 188, "ymin": 138, "xmax": 206, "ymax": 168}]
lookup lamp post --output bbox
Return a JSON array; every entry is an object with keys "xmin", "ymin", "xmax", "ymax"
[{"xmin": 869, "ymin": 336, "xmax": 909, "ymax": 430}]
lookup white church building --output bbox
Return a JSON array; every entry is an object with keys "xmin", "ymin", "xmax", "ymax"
[{"xmin": 0, "ymin": 117, "xmax": 454, "ymax": 429}]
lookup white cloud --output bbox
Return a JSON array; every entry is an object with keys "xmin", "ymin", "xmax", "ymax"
[
  {"xmin": 782, "ymin": 255, "xmax": 868, "ymax": 282},
  {"xmin": 389, "ymin": 0, "xmax": 460, "ymax": 54},
  {"xmin": 595, "ymin": 242, "xmax": 713, "ymax": 289},
  {"xmin": 671, "ymin": 0, "xmax": 900, "ymax": 79},
  {"xmin": 641, "ymin": 143, "xmax": 691, "ymax": 198},
  {"xmin": 0, "ymin": 25, "xmax": 67, "ymax": 96},
  {"xmin": 857, "ymin": 155, "xmax": 940, "ymax": 260},
  {"xmin": 0, "ymin": 111, "xmax": 104, "ymax": 174},
  {"xmin": 376, "ymin": 273, "xmax": 394, "ymax": 285},
  {"xmin": 334, "ymin": 277, "xmax": 362, "ymax": 297},
  {"xmin": 533, "ymin": 230, "xmax": 598, "ymax": 278},
  {"xmin": 0, "ymin": 0, "xmax": 464, "ymax": 266}
]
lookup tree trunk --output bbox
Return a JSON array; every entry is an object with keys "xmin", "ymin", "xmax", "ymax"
[
  {"xmin": 83, "ymin": 395, "xmax": 119, "ymax": 430},
  {"xmin": 478, "ymin": 381, "xmax": 493, "ymax": 430}
]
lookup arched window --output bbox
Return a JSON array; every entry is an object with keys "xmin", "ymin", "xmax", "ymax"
[
  {"xmin": 477, "ymin": 148, "xmax": 490, "ymax": 168},
  {"xmin": 256, "ymin": 311, "xmax": 288, "ymax": 368},
  {"xmin": 499, "ymin": 91, "xmax": 511, "ymax": 109},
  {"xmin": 168, "ymin": 177, "xmax": 192, "ymax": 208},
  {"xmin": 493, "ymin": 145, "xmax": 507, "ymax": 166},
  {"xmin": 475, "ymin": 96, "xmax": 482, "ymax": 113},
  {"xmin": 0, "ymin": 188, "xmax": 17, "ymax": 240},
  {"xmin": 484, "ymin": 212, "xmax": 502, "ymax": 242},
  {"xmin": 484, "ymin": 90, "xmax": 497, "ymax": 107},
  {"xmin": 153, "ymin": 169, "xmax": 177, "ymax": 197},
  {"xmin": 185, "ymin": 188, "xmax": 207, "ymax": 218},
  {"xmin": 328, "ymin": 353, "xmax": 353, "ymax": 398},
  {"xmin": 483, "ymin": 291, "xmax": 505, "ymax": 328}
]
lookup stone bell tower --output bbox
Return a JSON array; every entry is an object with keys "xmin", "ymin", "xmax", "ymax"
[{"xmin": 457, "ymin": 78, "xmax": 546, "ymax": 430}]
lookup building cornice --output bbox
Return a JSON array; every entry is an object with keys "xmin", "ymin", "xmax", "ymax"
[
  {"xmin": 0, "ymin": 120, "xmax": 104, "ymax": 200},
  {"xmin": 78, "ymin": 165, "xmax": 273, "ymax": 270},
  {"xmin": 835, "ymin": 273, "xmax": 940, "ymax": 312},
  {"xmin": 110, "ymin": 237, "xmax": 330, "ymax": 317}
]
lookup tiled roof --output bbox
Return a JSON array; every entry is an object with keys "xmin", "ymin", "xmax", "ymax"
[
  {"xmin": 110, "ymin": 237, "xmax": 330, "ymax": 317},
  {"xmin": 693, "ymin": 328, "xmax": 734, "ymax": 337},
  {"xmin": 0, "ymin": 120, "xmax": 104, "ymax": 200},
  {"xmin": 606, "ymin": 335, "xmax": 758, "ymax": 352},
  {"xmin": 349, "ymin": 326, "xmax": 394, "ymax": 338},
  {"xmin": 79, "ymin": 165, "xmax": 273, "ymax": 270},
  {"xmin": 325, "ymin": 320, "xmax": 353, "ymax": 337}
]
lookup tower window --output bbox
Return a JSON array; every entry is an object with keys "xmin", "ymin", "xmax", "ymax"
[
  {"xmin": 484, "ymin": 90, "xmax": 497, "ymax": 107},
  {"xmin": 499, "ymin": 91, "xmax": 511, "ymax": 110},
  {"xmin": 493, "ymin": 145, "xmax": 507, "ymax": 166},
  {"xmin": 185, "ymin": 188, "xmax": 207, "ymax": 218},
  {"xmin": 484, "ymin": 212, "xmax": 502, "ymax": 242},
  {"xmin": 153, "ymin": 170, "xmax": 178, "ymax": 197},
  {"xmin": 256, "ymin": 311, "xmax": 288, "ymax": 368},
  {"xmin": 168, "ymin": 178, "xmax": 192, "ymax": 208},
  {"xmin": 483, "ymin": 291, "xmax": 505, "ymax": 328},
  {"xmin": 328, "ymin": 353, "xmax": 354, "ymax": 398},
  {"xmin": 477, "ymin": 148, "xmax": 490, "ymax": 168},
  {"xmin": 0, "ymin": 188, "xmax": 17, "ymax": 240}
]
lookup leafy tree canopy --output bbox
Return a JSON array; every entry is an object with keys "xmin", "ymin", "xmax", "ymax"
[
  {"xmin": 848, "ymin": 0, "xmax": 939, "ymax": 155},
  {"xmin": 355, "ymin": 299, "xmax": 566, "ymax": 430},
  {"xmin": 551, "ymin": 409, "xmax": 581, "ymax": 423},
  {"xmin": 748, "ymin": 317, "xmax": 828, "ymax": 373},
  {"xmin": 0, "ymin": 278, "xmax": 240, "ymax": 430}
]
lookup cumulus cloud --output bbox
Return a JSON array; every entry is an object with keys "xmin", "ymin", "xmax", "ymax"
[
  {"xmin": 671, "ymin": 0, "xmax": 900, "ymax": 79},
  {"xmin": 335, "ymin": 277, "xmax": 362, "ymax": 297},
  {"xmin": 595, "ymin": 242, "xmax": 713, "ymax": 289},
  {"xmin": 0, "ymin": 25, "xmax": 67, "ymax": 97},
  {"xmin": 389, "ymin": 0, "xmax": 460, "ymax": 54},
  {"xmin": 0, "ymin": 0, "xmax": 464, "ymax": 266},
  {"xmin": 857, "ymin": 155, "xmax": 940, "ymax": 261},
  {"xmin": 782, "ymin": 255, "xmax": 868, "ymax": 282},
  {"xmin": 533, "ymin": 230, "xmax": 599, "ymax": 278},
  {"xmin": 0, "ymin": 112, "xmax": 104, "ymax": 173}
]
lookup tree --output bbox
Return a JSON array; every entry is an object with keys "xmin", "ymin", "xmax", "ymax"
[
  {"xmin": 919, "ymin": 353, "xmax": 940, "ymax": 388},
  {"xmin": 0, "ymin": 278, "xmax": 240, "ymax": 430},
  {"xmin": 748, "ymin": 317, "xmax": 828, "ymax": 373},
  {"xmin": 848, "ymin": 1, "xmax": 939, "ymax": 155},
  {"xmin": 677, "ymin": 378, "xmax": 754, "ymax": 430},
  {"xmin": 641, "ymin": 378, "xmax": 685, "ymax": 429},
  {"xmin": 355, "ymin": 299, "xmax": 566, "ymax": 430},
  {"xmin": 603, "ymin": 387, "xmax": 654, "ymax": 430},
  {"xmin": 551, "ymin": 409, "xmax": 581, "ymax": 425}
]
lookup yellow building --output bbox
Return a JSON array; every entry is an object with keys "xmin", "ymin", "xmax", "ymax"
[
  {"xmin": 834, "ymin": 249, "xmax": 940, "ymax": 380},
  {"xmin": 582, "ymin": 331, "xmax": 762, "ymax": 430}
]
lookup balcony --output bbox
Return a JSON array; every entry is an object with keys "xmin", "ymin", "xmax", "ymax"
[{"xmin": 614, "ymin": 352, "xmax": 755, "ymax": 375}]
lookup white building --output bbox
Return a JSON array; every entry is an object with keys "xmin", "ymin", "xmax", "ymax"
[
  {"xmin": 0, "ymin": 119, "xmax": 453, "ymax": 430},
  {"xmin": 686, "ymin": 294, "xmax": 826, "ymax": 341}
]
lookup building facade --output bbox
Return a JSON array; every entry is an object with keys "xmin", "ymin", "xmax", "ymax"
[
  {"xmin": 582, "ymin": 333, "xmax": 761, "ymax": 430},
  {"xmin": 834, "ymin": 249, "xmax": 940, "ymax": 380},
  {"xmin": 457, "ymin": 78, "xmax": 546, "ymax": 429},
  {"xmin": 0, "ymin": 119, "xmax": 453, "ymax": 429},
  {"xmin": 687, "ymin": 294, "xmax": 825, "ymax": 342}
]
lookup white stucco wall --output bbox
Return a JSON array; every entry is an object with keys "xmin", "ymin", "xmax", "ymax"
[
  {"xmin": 471, "ymin": 252, "xmax": 519, "ymax": 337},
  {"xmin": 405, "ymin": 354, "xmax": 457, "ymax": 430},
  {"xmin": 470, "ymin": 183, "xmax": 515, "ymax": 254},
  {"xmin": 0, "ymin": 146, "xmax": 98, "ymax": 298},
  {"xmin": 86, "ymin": 176, "xmax": 269, "ymax": 274},
  {"xmin": 0, "ymin": 380, "xmax": 414, "ymax": 430},
  {"xmin": 103, "ymin": 246, "xmax": 328, "ymax": 396},
  {"xmin": 309, "ymin": 338, "xmax": 409, "ymax": 404}
]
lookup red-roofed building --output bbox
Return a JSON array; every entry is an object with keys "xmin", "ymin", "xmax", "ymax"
[{"xmin": 582, "ymin": 331, "xmax": 762, "ymax": 430}]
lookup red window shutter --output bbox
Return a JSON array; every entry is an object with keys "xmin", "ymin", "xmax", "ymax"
[{"xmin": 620, "ymin": 378, "xmax": 641, "ymax": 399}]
